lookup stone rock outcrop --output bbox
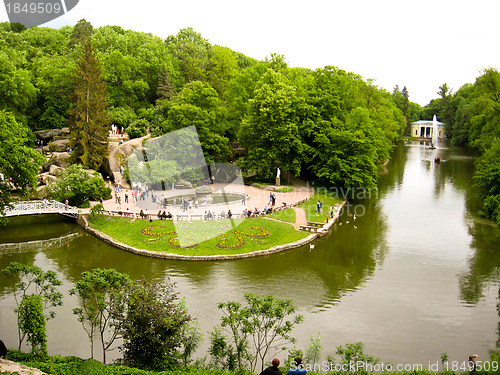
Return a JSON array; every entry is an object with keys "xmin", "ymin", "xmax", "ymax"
[
  {"xmin": 49, "ymin": 164, "xmax": 62, "ymax": 176},
  {"xmin": 0, "ymin": 359, "xmax": 47, "ymax": 375},
  {"xmin": 44, "ymin": 152, "xmax": 71, "ymax": 170},
  {"xmin": 48, "ymin": 139, "xmax": 70, "ymax": 152},
  {"xmin": 105, "ymin": 135, "xmax": 149, "ymax": 188},
  {"xmin": 35, "ymin": 128, "xmax": 63, "ymax": 141}
]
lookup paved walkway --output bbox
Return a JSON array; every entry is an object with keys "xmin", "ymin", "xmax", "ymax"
[{"xmin": 100, "ymin": 180, "xmax": 313, "ymax": 228}]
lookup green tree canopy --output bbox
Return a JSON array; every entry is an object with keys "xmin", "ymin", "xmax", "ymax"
[
  {"xmin": 68, "ymin": 39, "xmax": 109, "ymax": 170},
  {"xmin": 47, "ymin": 164, "xmax": 111, "ymax": 207},
  {"xmin": 70, "ymin": 268, "xmax": 132, "ymax": 364},
  {"xmin": 0, "ymin": 111, "xmax": 45, "ymax": 219},
  {"xmin": 118, "ymin": 277, "xmax": 192, "ymax": 370}
]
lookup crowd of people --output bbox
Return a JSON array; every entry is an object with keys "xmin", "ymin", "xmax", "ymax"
[{"xmin": 106, "ymin": 179, "xmax": 293, "ymax": 222}]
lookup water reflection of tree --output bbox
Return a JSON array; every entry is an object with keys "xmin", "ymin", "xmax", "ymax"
[
  {"xmin": 380, "ymin": 142, "xmax": 408, "ymax": 193},
  {"xmin": 458, "ymin": 221, "xmax": 500, "ymax": 304},
  {"xmin": 0, "ymin": 252, "xmax": 37, "ymax": 297},
  {"xmin": 42, "ymin": 232, "xmax": 181, "ymax": 283}
]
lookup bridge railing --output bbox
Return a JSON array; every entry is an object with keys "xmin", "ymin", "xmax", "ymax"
[{"xmin": 5, "ymin": 200, "xmax": 78, "ymax": 213}]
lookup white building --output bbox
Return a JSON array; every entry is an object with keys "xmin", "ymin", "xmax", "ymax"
[{"xmin": 410, "ymin": 120, "xmax": 445, "ymax": 139}]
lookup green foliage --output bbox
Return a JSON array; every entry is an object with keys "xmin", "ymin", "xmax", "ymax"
[
  {"xmin": 70, "ymin": 268, "xmax": 132, "ymax": 363},
  {"xmin": 209, "ymin": 327, "xmax": 238, "ymax": 371},
  {"xmin": 47, "ymin": 164, "xmax": 111, "ymax": 208},
  {"xmin": 474, "ymin": 138, "xmax": 500, "ymax": 224},
  {"xmin": 213, "ymin": 293, "xmax": 303, "ymax": 372},
  {"xmin": 90, "ymin": 203, "xmax": 105, "ymax": 219},
  {"xmin": 69, "ymin": 19, "xmax": 93, "ymax": 48},
  {"xmin": 118, "ymin": 277, "xmax": 192, "ymax": 371},
  {"xmin": 335, "ymin": 342, "xmax": 378, "ymax": 374},
  {"xmin": 68, "ymin": 39, "xmax": 109, "ymax": 170},
  {"xmin": 164, "ymin": 81, "xmax": 230, "ymax": 162},
  {"xmin": 19, "ymin": 294, "xmax": 47, "ymax": 356},
  {"xmin": 304, "ymin": 333, "xmax": 323, "ymax": 365},
  {"xmin": 0, "ymin": 48, "xmax": 37, "ymax": 122},
  {"xmin": 179, "ymin": 321, "xmax": 204, "ymax": 367},
  {"xmin": 166, "ymin": 27, "xmax": 211, "ymax": 85},
  {"xmin": 6, "ymin": 349, "xmax": 256, "ymax": 375},
  {"xmin": 0, "ymin": 111, "xmax": 45, "ymax": 220},
  {"xmin": 109, "ymin": 107, "xmax": 138, "ymax": 128},
  {"xmin": 239, "ymin": 69, "xmax": 307, "ymax": 180},
  {"xmin": 1, "ymin": 262, "xmax": 62, "ymax": 350},
  {"xmin": 127, "ymin": 119, "xmax": 149, "ymax": 139}
]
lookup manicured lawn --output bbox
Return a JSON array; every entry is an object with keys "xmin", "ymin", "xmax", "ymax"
[
  {"xmin": 266, "ymin": 208, "xmax": 296, "ymax": 223},
  {"xmin": 299, "ymin": 190, "xmax": 344, "ymax": 223},
  {"xmin": 89, "ymin": 215, "xmax": 308, "ymax": 256}
]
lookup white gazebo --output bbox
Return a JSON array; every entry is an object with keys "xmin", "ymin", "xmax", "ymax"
[{"xmin": 410, "ymin": 119, "xmax": 445, "ymax": 139}]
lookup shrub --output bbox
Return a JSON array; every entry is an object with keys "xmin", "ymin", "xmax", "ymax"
[
  {"xmin": 127, "ymin": 119, "xmax": 149, "ymax": 139},
  {"xmin": 47, "ymin": 164, "xmax": 111, "ymax": 207}
]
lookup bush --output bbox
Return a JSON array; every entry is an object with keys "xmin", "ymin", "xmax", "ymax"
[
  {"xmin": 90, "ymin": 203, "xmax": 105, "ymax": 219},
  {"xmin": 127, "ymin": 119, "xmax": 149, "ymax": 139},
  {"xmin": 47, "ymin": 164, "xmax": 112, "ymax": 207},
  {"xmin": 119, "ymin": 277, "xmax": 192, "ymax": 371}
]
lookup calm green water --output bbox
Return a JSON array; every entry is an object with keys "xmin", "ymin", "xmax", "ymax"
[{"xmin": 1, "ymin": 141, "xmax": 499, "ymax": 368}]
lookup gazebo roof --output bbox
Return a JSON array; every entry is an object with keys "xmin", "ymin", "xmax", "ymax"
[{"xmin": 411, "ymin": 120, "xmax": 445, "ymax": 126}]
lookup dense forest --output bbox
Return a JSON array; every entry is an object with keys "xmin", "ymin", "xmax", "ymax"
[{"xmin": 0, "ymin": 20, "xmax": 498, "ymax": 223}]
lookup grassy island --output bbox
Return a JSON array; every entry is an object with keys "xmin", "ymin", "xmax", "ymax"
[{"xmin": 89, "ymin": 215, "xmax": 309, "ymax": 257}]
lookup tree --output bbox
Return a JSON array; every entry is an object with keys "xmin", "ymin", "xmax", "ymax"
[
  {"xmin": 401, "ymin": 86, "xmax": 410, "ymax": 134},
  {"xmin": 474, "ymin": 138, "xmax": 500, "ymax": 224},
  {"xmin": 206, "ymin": 45, "xmax": 238, "ymax": 96},
  {"xmin": 165, "ymin": 27, "xmax": 211, "ymax": 84},
  {"xmin": 69, "ymin": 19, "xmax": 93, "ymax": 48},
  {"xmin": 118, "ymin": 277, "xmax": 192, "ymax": 370},
  {"xmin": 304, "ymin": 333, "xmax": 323, "ymax": 365},
  {"xmin": 157, "ymin": 64, "xmax": 175, "ymax": 101},
  {"xmin": 238, "ymin": 69, "xmax": 307, "ymax": 180},
  {"xmin": 163, "ymin": 81, "xmax": 231, "ymax": 163},
  {"xmin": 47, "ymin": 164, "xmax": 111, "ymax": 208},
  {"xmin": 0, "ymin": 49, "xmax": 37, "ymax": 121},
  {"xmin": 34, "ymin": 54, "xmax": 76, "ymax": 130},
  {"xmin": 68, "ymin": 39, "xmax": 109, "ymax": 170},
  {"xmin": 18, "ymin": 295, "xmax": 47, "ymax": 356},
  {"xmin": 213, "ymin": 293, "xmax": 303, "ymax": 372},
  {"xmin": 70, "ymin": 268, "xmax": 132, "ymax": 364},
  {"xmin": 0, "ymin": 111, "xmax": 45, "ymax": 221},
  {"xmin": 1, "ymin": 262, "xmax": 63, "ymax": 350}
]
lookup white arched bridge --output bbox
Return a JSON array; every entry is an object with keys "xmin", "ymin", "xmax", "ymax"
[{"xmin": 3, "ymin": 200, "xmax": 79, "ymax": 219}]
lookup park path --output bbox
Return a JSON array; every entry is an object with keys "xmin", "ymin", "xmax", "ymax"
[
  {"xmin": 261, "ymin": 206, "xmax": 307, "ymax": 230},
  {"xmin": 292, "ymin": 207, "xmax": 307, "ymax": 229}
]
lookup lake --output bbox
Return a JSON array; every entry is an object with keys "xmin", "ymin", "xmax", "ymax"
[{"xmin": 1, "ymin": 141, "xmax": 499, "ymax": 369}]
